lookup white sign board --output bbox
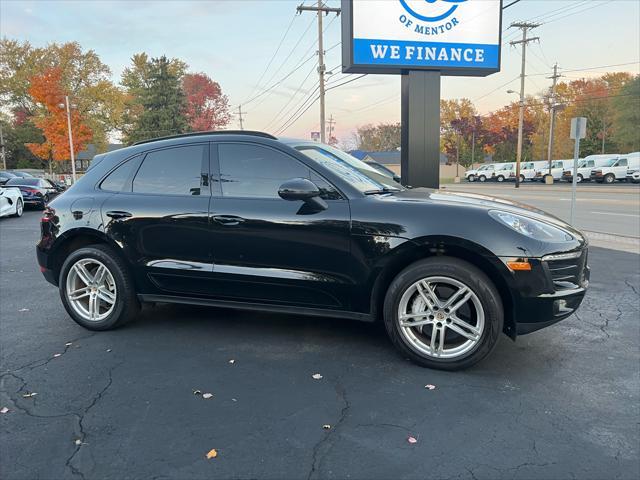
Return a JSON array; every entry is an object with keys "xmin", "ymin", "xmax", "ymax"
[
  {"xmin": 570, "ymin": 117, "xmax": 587, "ymax": 140},
  {"xmin": 342, "ymin": 0, "xmax": 503, "ymax": 76}
]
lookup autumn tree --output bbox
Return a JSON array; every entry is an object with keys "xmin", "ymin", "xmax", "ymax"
[
  {"xmin": 26, "ymin": 68, "xmax": 92, "ymax": 174},
  {"xmin": 611, "ymin": 75, "xmax": 639, "ymax": 152},
  {"xmin": 182, "ymin": 73, "xmax": 231, "ymax": 131},
  {"xmin": 0, "ymin": 39, "xmax": 125, "ymax": 150},
  {"xmin": 355, "ymin": 123, "xmax": 401, "ymax": 151}
]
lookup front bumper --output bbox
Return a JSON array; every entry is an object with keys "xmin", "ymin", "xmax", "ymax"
[{"xmin": 505, "ymin": 248, "xmax": 590, "ymax": 335}]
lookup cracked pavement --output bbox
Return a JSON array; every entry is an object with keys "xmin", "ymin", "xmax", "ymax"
[{"xmin": 1, "ymin": 211, "xmax": 639, "ymax": 480}]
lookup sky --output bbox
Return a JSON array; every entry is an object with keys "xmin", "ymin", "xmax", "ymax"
[{"xmin": 1, "ymin": 0, "xmax": 639, "ymax": 145}]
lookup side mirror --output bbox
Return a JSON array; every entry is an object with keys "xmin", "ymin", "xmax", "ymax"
[{"xmin": 278, "ymin": 178, "xmax": 327, "ymax": 211}]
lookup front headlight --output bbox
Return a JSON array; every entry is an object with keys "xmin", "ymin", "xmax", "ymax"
[{"xmin": 489, "ymin": 210, "xmax": 573, "ymax": 242}]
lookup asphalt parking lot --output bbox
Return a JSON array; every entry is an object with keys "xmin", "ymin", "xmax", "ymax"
[{"xmin": 1, "ymin": 210, "xmax": 639, "ymax": 480}]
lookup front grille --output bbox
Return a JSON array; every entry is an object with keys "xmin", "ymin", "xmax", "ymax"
[{"xmin": 545, "ymin": 250, "xmax": 588, "ymax": 290}]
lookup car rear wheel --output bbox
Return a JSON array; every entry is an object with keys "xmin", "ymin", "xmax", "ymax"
[
  {"xmin": 12, "ymin": 198, "xmax": 23, "ymax": 217},
  {"xmin": 604, "ymin": 173, "xmax": 615, "ymax": 184},
  {"xmin": 383, "ymin": 257, "xmax": 503, "ymax": 370},
  {"xmin": 519, "ymin": 174, "xmax": 525, "ymax": 182},
  {"xmin": 59, "ymin": 244, "xmax": 139, "ymax": 330},
  {"xmin": 576, "ymin": 174, "xmax": 583, "ymax": 183}
]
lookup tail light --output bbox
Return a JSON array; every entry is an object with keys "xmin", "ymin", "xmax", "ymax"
[
  {"xmin": 21, "ymin": 187, "xmax": 41, "ymax": 196},
  {"xmin": 40, "ymin": 207, "xmax": 58, "ymax": 243}
]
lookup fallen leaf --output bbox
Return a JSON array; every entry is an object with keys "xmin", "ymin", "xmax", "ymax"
[
  {"xmin": 407, "ymin": 436, "xmax": 418, "ymax": 444},
  {"xmin": 0, "ymin": 407, "xmax": 9, "ymax": 414},
  {"xmin": 322, "ymin": 424, "xmax": 331, "ymax": 430},
  {"xmin": 206, "ymin": 448, "xmax": 218, "ymax": 459},
  {"xmin": 312, "ymin": 373, "xmax": 323, "ymax": 380},
  {"xmin": 22, "ymin": 392, "xmax": 37, "ymax": 398},
  {"xmin": 425, "ymin": 384, "xmax": 436, "ymax": 390},
  {"xmin": 228, "ymin": 359, "xmax": 235, "ymax": 364},
  {"xmin": 65, "ymin": 342, "xmax": 73, "ymax": 347},
  {"xmin": 53, "ymin": 353, "xmax": 62, "ymax": 358},
  {"xmin": 193, "ymin": 390, "xmax": 202, "ymax": 395},
  {"xmin": 202, "ymin": 393, "xmax": 214, "ymax": 399},
  {"xmin": 18, "ymin": 308, "xmax": 29, "ymax": 312}
]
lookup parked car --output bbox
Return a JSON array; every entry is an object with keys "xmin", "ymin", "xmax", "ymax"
[
  {"xmin": 475, "ymin": 164, "xmax": 496, "ymax": 182},
  {"xmin": 0, "ymin": 186, "xmax": 24, "ymax": 218},
  {"xmin": 590, "ymin": 153, "xmax": 640, "ymax": 183},
  {"xmin": 0, "ymin": 171, "xmax": 17, "ymax": 186},
  {"xmin": 364, "ymin": 160, "xmax": 402, "ymax": 183},
  {"xmin": 465, "ymin": 164, "xmax": 492, "ymax": 182},
  {"xmin": 562, "ymin": 155, "xmax": 617, "ymax": 183},
  {"xmin": 3, "ymin": 177, "xmax": 58, "ymax": 209},
  {"xmin": 520, "ymin": 161, "xmax": 548, "ymax": 182},
  {"xmin": 9, "ymin": 170, "xmax": 35, "ymax": 178},
  {"xmin": 490, "ymin": 163, "xmax": 516, "ymax": 182},
  {"xmin": 627, "ymin": 169, "xmax": 640, "ymax": 183},
  {"xmin": 44, "ymin": 178, "xmax": 67, "ymax": 193},
  {"xmin": 534, "ymin": 159, "xmax": 575, "ymax": 182},
  {"xmin": 37, "ymin": 131, "xmax": 589, "ymax": 370}
]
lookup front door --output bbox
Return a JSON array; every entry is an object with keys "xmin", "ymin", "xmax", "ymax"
[
  {"xmin": 207, "ymin": 142, "xmax": 353, "ymax": 310},
  {"xmin": 101, "ymin": 143, "xmax": 213, "ymax": 295}
]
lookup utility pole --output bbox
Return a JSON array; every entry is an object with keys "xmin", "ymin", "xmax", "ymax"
[
  {"xmin": 327, "ymin": 114, "xmax": 335, "ymax": 142},
  {"xmin": 546, "ymin": 63, "xmax": 562, "ymax": 176},
  {"xmin": 510, "ymin": 22, "xmax": 540, "ymax": 188},
  {"xmin": 0, "ymin": 124, "xmax": 6, "ymax": 170},
  {"xmin": 237, "ymin": 105, "xmax": 245, "ymax": 130},
  {"xmin": 65, "ymin": 96, "xmax": 77, "ymax": 183},
  {"xmin": 297, "ymin": 1, "xmax": 340, "ymax": 143}
]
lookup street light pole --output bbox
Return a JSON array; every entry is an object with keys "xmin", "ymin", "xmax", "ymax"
[{"xmin": 64, "ymin": 95, "xmax": 77, "ymax": 183}]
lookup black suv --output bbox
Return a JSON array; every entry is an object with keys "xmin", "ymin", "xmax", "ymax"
[{"xmin": 37, "ymin": 132, "xmax": 589, "ymax": 370}]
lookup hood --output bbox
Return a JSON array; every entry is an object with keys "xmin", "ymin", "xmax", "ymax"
[{"xmin": 384, "ymin": 187, "xmax": 586, "ymax": 241}]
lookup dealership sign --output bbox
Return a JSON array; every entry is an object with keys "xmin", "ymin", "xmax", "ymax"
[{"xmin": 342, "ymin": 0, "xmax": 502, "ymax": 76}]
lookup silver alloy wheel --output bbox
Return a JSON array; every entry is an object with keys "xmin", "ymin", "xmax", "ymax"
[
  {"xmin": 65, "ymin": 258, "xmax": 117, "ymax": 322},
  {"xmin": 16, "ymin": 199, "xmax": 23, "ymax": 216},
  {"xmin": 397, "ymin": 276, "xmax": 485, "ymax": 359}
]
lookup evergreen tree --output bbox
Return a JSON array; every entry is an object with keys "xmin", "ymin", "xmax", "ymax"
[{"xmin": 124, "ymin": 56, "xmax": 188, "ymax": 144}]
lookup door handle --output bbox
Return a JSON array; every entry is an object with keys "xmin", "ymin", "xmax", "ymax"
[
  {"xmin": 212, "ymin": 215, "xmax": 245, "ymax": 226},
  {"xmin": 106, "ymin": 210, "xmax": 132, "ymax": 220}
]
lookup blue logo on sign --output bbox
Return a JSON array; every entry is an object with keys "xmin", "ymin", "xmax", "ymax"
[{"xmin": 399, "ymin": 0, "xmax": 467, "ymax": 22}]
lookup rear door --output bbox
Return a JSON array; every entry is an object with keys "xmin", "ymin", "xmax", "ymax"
[
  {"xmin": 206, "ymin": 141, "xmax": 353, "ymax": 310},
  {"xmin": 100, "ymin": 143, "xmax": 214, "ymax": 295}
]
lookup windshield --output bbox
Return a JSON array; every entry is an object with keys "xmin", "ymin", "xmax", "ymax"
[
  {"xmin": 295, "ymin": 144, "xmax": 404, "ymax": 193},
  {"xmin": 6, "ymin": 177, "xmax": 39, "ymax": 186},
  {"xmin": 603, "ymin": 158, "xmax": 619, "ymax": 167}
]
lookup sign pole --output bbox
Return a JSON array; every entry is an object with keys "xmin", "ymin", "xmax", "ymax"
[
  {"xmin": 570, "ymin": 117, "xmax": 586, "ymax": 225},
  {"xmin": 401, "ymin": 71, "xmax": 441, "ymax": 189}
]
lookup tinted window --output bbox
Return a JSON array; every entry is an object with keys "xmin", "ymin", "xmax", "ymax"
[
  {"xmin": 218, "ymin": 144, "xmax": 310, "ymax": 199},
  {"xmin": 100, "ymin": 158, "xmax": 139, "ymax": 192},
  {"xmin": 6, "ymin": 177, "xmax": 38, "ymax": 186},
  {"xmin": 133, "ymin": 145, "xmax": 205, "ymax": 195}
]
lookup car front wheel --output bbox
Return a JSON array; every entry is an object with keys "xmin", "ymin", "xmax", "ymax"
[
  {"xmin": 12, "ymin": 198, "xmax": 23, "ymax": 217},
  {"xmin": 59, "ymin": 244, "xmax": 140, "ymax": 330},
  {"xmin": 383, "ymin": 257, "xmax": 503, "ymax": 370},
  {"xmin": 478, "ymin": 175, "xmax": 486, "ymax": 182},
  {"xmin": 496, "ymin": 175, "xmax": 505, "ymax": 182},
  {"xmin": 603, "ymin": 173, "xmax": 615, "ymax": 184},
  {"xmin": 467, "ymin": 175, "xmax": 475, "ymax": 182}
]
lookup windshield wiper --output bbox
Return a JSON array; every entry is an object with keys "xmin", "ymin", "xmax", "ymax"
[{"xmin": 364, "ymin": 187, "xmax": 401, "ymax": 195}]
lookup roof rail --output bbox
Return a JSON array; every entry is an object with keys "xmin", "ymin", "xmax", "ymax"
[{"xmin": 131, "ymin": 130, "xmax": 277, "ymax": 146}]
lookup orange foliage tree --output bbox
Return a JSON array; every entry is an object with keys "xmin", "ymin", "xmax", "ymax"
[{"xmin": 26, "ymin": 67, "xmax": 92, "ymax": 173}]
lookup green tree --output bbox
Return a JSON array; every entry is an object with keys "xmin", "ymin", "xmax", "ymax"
[
  {"xmin": 0, "ymin": 112, "xmax": 45, "ymax": 169},
  {"xmin": 122, "ymin": 55, "xmax": 188, "ymax": 144},
  {"xmin": 611, "ymin": 75, "xmax": 640, "ymax": 152}
]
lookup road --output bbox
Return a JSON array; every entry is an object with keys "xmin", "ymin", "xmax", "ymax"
[
  {"xmin": 443, "ymin": 182, "xmax": 640, "ymax": 252},
  {"xmin": 1, "ymin": 211, "xmax": 639, "ymax": 480}
]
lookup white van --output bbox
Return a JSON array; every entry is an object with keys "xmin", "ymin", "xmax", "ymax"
[
  {"xmin": 475, "ymin": 164, "xmax": 497, "ymax": 182},
  {"xmin": 534, "ymin": 159, "xmax": 575, "ymax": 182},
  {"xmin": 521, "ymin": 161, "xmax": 548, "ymax": 181},
  {"xmin": 562, "ymin": 154, "xmax": 618, "ymax": 182},
  {"xmin": 465, "ymin": 164, "xmax": 493, "ymax": 182},
  {"xmin": 591, "ymin": 152, "xmax": 640, "ymax": 183},
  {"xmin": 490, "ymin": 163, "xmax": 516, "ymax": 182}
]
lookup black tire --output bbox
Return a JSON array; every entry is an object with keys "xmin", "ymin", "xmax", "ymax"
[
  {"xmin": 59, "ymin": 244, "xmax": 140, "ymax": 330},
  {"xmin": 12, "ymin": 198, "xmax": 23, "ymax": 217},
  {"xmin": 604, "ymin": 174, "xmax": 615, "ymax": 184},
  {"xmin": 467, "ymin": 175, "xmax": 475, "ymax": 182},
  {"xmin": 478, "ymin": 175, "xmax": 486, "ymax": 182},
  {"xmin": 519, "ymin": 174, "xmax": 525, "ymax": 183},
  {"xmin": 577, "ymin": 174, "xmax": 583, "ymax": 183},
  {"xmin": 383, "ymin": 257, "xmax": 504, "ymax": 370},
  {"xmin": 497, "ymin": 175, "xmax": 505, "ymax": 182}
]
